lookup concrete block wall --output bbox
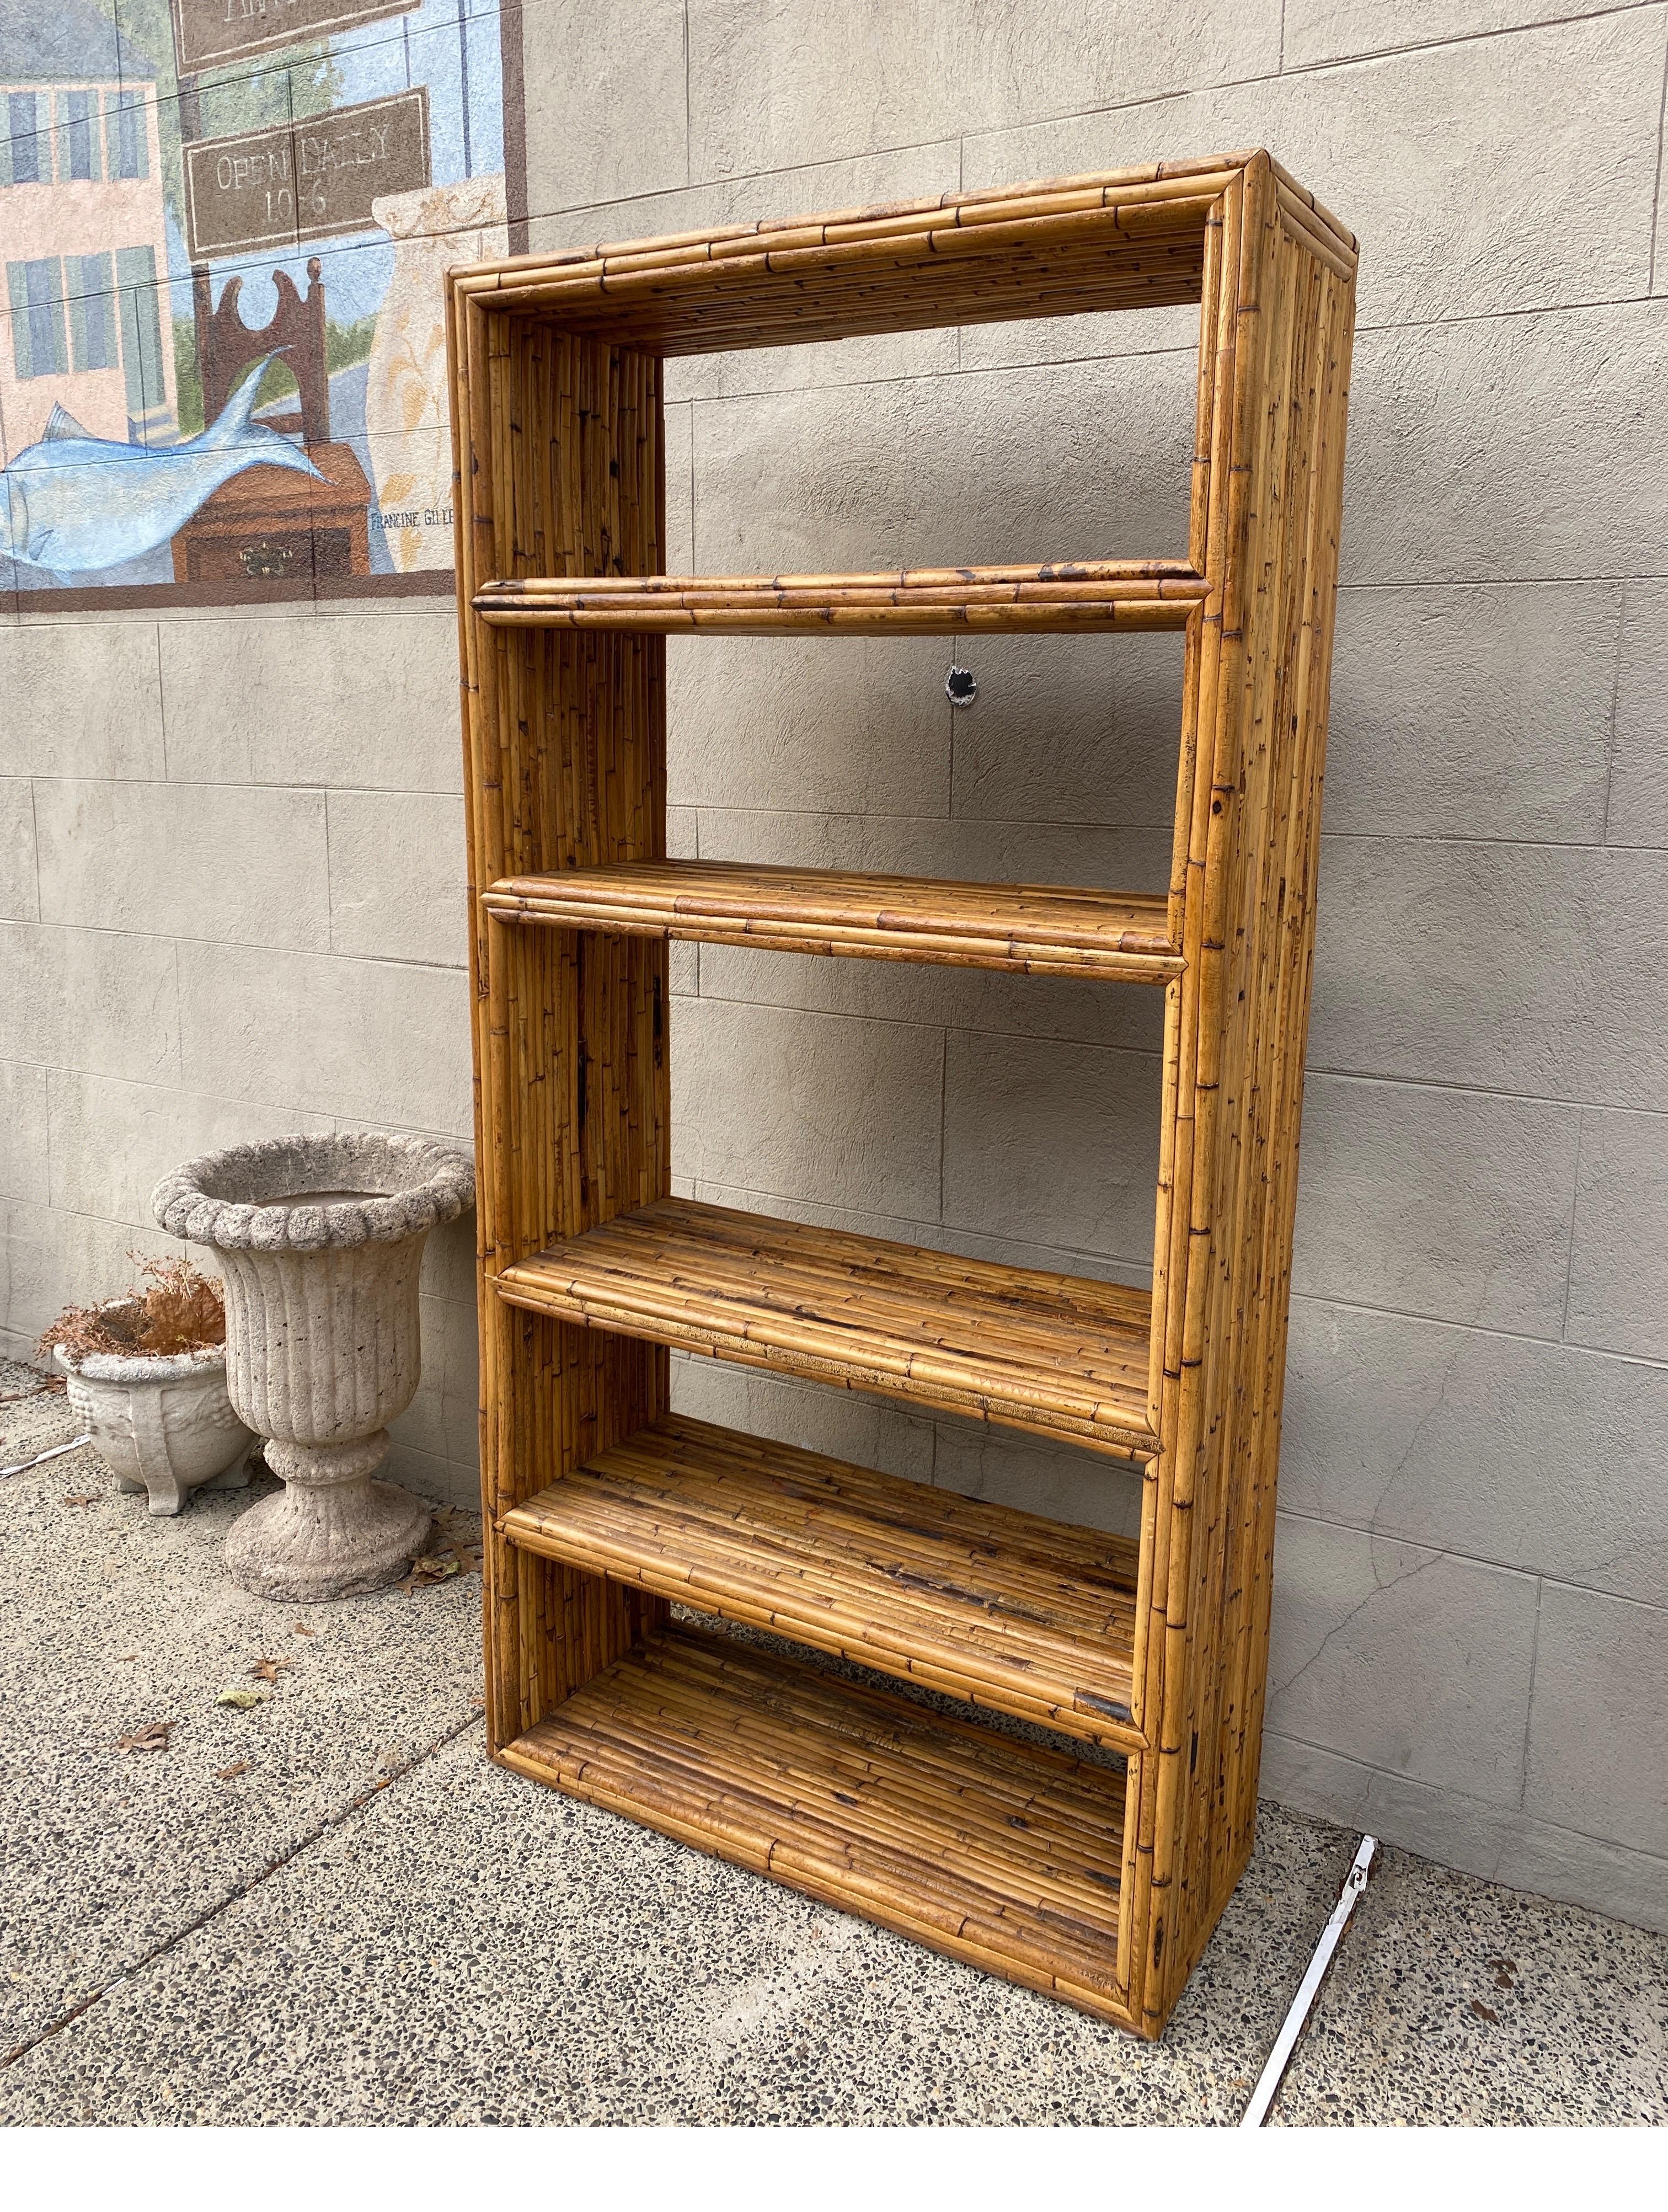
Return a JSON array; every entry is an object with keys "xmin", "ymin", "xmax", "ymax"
[
  {"xmin": 3, "ymin": 1, "xmax": 1664, "ymax": 1933},
  {"xmin": 0, "ymin": 602, "xmax": 483, "ymax": 1509}
]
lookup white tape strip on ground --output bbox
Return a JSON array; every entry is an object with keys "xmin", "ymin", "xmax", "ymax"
[
  {"xmin": 1, "ymin": 1433, "xmax": 94, "ymax": 1480},
  {"xmin": 1240, "ymin": 1832, "xmax": 1378, "ymax": 2128}
]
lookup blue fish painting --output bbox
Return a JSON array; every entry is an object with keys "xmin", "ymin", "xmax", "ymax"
[{"xmin": 0, "ymin": 355, "xmax": 323, "ymax": 578}]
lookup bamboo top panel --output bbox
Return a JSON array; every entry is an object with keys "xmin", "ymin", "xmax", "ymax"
[
  {"xmin": 504, "ymin": 1412, "xmax": 1142, "ymax": 1739},
  {"xmin": 495, "ymin": 1198, "xmax": 1157, "ymax": 1458},
  {"xmin": 451, "ymin": 153, "xmax": 1355, "ymax": 355},
  {"xmin": 483, "ymin": 861, "xmax": 1180, "ymax": 981},
  {"xmin": 473, "ymin": 562, "xmax": 1207, "ymax": 635},
  {"xmin": 510, "ymin": 1623, "xmax": 1127, "ymax": 2010}
]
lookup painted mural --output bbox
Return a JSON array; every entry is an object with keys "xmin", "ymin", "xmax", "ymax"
[{"xmin": 0, "ymin": 0, "xmax": 522, "ymax": 599}]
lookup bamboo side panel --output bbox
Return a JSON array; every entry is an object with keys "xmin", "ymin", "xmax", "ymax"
[
  {"xmin": 473, "ymin": 564, "xmax": 1207, "ymax": 634},
  {"xmin": 484, "ymin": 862, "xmax": 1180, "ymax": 982},
  {"xmin": 1127, "ymin": 163, "xmax": 1356, "ymax": 2033},
  {"xmin": 456, "ymin": 302, "xmax": 676, "ymax": 1749},
  {"xmin": 1190, "ymin": 238, "xmax": 1356, "ymax": 1961},
  {"xmin": 495, "ymin": 1196, "xmax": 1157, "ymax": 1460},
  {"xmin": 506, "ymin": 1623, "xmax": 1134, "ymax": 2026},
  {"xmin": 501, "ymin": 1410, "xmax": 1142, "ymax": 1743}
]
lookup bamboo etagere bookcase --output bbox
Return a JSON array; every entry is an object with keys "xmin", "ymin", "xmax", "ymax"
[{"xmin": 446, "ymin": 149, "xmax": 1356, "ymax": 2039}]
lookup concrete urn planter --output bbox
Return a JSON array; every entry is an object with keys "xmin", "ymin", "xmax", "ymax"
[
  {"xmin": 152, "ymin": 1132, "xmax": 475, "ymax": 1602},
  {"xmin": 54, "ymin": 1308, "xmax": 255, "ymax": 1516}
]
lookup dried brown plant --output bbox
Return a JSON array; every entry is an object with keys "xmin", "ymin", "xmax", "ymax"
[{"xmin": 37, "ymin": 1254, "xmax": 227, "ymax": 1363}]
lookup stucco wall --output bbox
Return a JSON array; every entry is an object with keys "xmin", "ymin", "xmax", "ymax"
[{"xmin": 3, "ymin": 0, "xmax": 1665, "ymax": 1933}]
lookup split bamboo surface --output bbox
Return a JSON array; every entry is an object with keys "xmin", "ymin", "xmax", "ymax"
[
  {"xmin": 506, "ymin": 1622, "xmax": 1131, "ymax": 2022},
  {"xmin": 473, "ymin": 563, "xmax": 1209, "ymax": 634},
  {"xmin": 503, "ymin": 1412, "xmax": 1142, "ymax": 1742},
  {"xmin": 448, "ymin": 147, "xmax": 1356, "ymax": 2040},
  {"xmin": 495, "ymin": 1198, "xmax": 1157, "ymax": 1458},
  {"xmin": 484, "ymin": 861, "xmax": 1180, "ymax": 981}
]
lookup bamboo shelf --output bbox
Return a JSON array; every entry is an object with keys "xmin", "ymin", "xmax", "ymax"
[
  {"xmin": 448, "ymin": 149, "xmax": 1357, "ymax": 2038},
  {"xmin": 503, "ymin": 1412, "xmax": 1141, "ymax": 1740},
  {"xmin": 472, "ymin": 561, "xmax": 1208, "ymax": 633},
  {"xmin": 503, "ymin": 1624, "xmax": 1130, "ymax": 2017},
  {"xmin": 496, "ymin": 1197, "xmax": 1156, "ymax": 1456},
  {"xmin": 482, "ymin": 862, "xmax": 1180, "ymax": 980}
]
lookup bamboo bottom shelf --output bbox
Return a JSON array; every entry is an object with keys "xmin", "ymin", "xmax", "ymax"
[{"xmin": 501, "ymin": 1622, "xmax": 1129, "ymax": 2020}]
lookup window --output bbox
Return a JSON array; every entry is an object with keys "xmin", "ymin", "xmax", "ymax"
[
  {"xmin": 6, "ymin": 92, "xmax": 40, "ymax": 185},
  {"xmin": 116, "ymin": 244, "xmax": 167, "ymax": 440},
  {"xmin": 6, "ymin": 258, "xmax": 68, "ymax": 380},
  {"xmin": 58, "ymin": 89, "xmax": 100, "ymax": 183},
  {"xmin": 109, "ymin": 88, "xmax": 148, "ymax": 182},
  {"xmin": 67, "ymin": 253, "xmax": 116, "ymax": 372}
]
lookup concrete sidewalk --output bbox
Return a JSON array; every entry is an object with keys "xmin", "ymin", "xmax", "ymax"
[{"xmin": 2, "ymin": 1364, "xmax": 1662, "ymax": 2127}]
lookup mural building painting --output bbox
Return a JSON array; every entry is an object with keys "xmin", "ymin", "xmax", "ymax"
[{"xmin": 0, "ymin": 0, "xmax": 524, "ymax": 601}]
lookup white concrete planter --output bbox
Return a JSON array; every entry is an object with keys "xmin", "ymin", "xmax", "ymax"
[
  {"xmin": 152, "ymin": 1132, "xmax": 475, "ymax": 1602},
  {"xmin": 53, "ymin": 1305, "xmax": 255, "ymax": 1516}
]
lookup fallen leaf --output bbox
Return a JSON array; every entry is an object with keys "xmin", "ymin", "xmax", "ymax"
[
  {"xmin": 428, "ymin": 1509, "xmax": 483, "ymax": 1570},
  {"xmin": 116, "ymin": 1719, "xmax": 174, "ymax": 1754},
  {"xmin": 399, "ymin": 1551, "xmax": 467, "ymax": 1593},
  {"xmin": 216, "ymin": 1687, "xmax": 268, "ymax": 1709},
  {"xmin": 62, "ymin": 1494, "xmax": 99, "ymax": 1508},
  {"xmin": 249, "ymin": 1655, "xmax": 293, "ymax": 1684},
  {"xmin": 291, "ymin": 1622, "xmax": 316, "ymax": 1637},
  {"xmin": 216, "ymin": 1761, "xmax": 250, "ymax": 1781},
  {"xmin": 1469, "ymin": 1999, "xmax": 1499, "ymax": 2023},
  {"xmin": 116, "ymin": 1654, "xmax": 138, "ymax": 1664}
]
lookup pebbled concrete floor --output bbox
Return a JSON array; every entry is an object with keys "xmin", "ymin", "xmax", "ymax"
[{"xmin": 2, "ymin": 1363, "xmax": 1664, "ymax": 2128}]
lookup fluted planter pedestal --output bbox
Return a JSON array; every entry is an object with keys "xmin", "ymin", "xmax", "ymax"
[{"xmin": 153, "ymin": 1134, "xmax": 474, "ymax": 1602}]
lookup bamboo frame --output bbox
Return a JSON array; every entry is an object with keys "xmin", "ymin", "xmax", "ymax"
[{"xmin": 447, "ymin": 152, "xmax": 1356, "ymax": 2040}]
